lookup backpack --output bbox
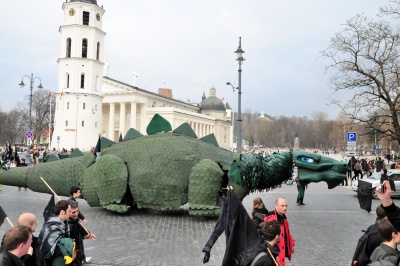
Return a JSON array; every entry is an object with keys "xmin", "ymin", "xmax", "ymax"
[{"xmin": 351, "ymin": 225, "xmax": 379, "ymax": 266}]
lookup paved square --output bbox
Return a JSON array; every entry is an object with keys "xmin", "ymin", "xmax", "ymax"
[{"xmin": 0, "ymin": 180, "xmax": 388, "ymax": 265}]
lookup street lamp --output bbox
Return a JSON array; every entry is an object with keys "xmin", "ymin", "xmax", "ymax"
[
  {"xmin": 19, "ymin": 73, "xmax": 43, "ymax": 166},
  {"xmin": 226, "ymin": 82, "xmax": 237, "ymax": 151},
  {"xmin": 233, "ymin": 37, "xmax": 245, "ymax": 153}
]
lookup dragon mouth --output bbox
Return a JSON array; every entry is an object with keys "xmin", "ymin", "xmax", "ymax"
[{"xmin": 293, "ymin": 151, "xmax": 347, "ymax": 189}]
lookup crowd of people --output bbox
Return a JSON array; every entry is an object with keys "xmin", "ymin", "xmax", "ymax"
[{"xmin": 0, "ymin": 186, "xmax": 95, "ymax": 266}]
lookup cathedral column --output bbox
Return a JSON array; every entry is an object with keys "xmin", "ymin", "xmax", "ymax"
[
  {"xmin": 140, "ymin": 103, "xmax": 147, "ymax": 134},
  {"xmin": 109, "ymin": 103, "xmax": 115, "ymax": 140},
  {"xmin": 199, "ymin": 124, "xmax": 203, "ymax": 137},
  {"xmin": 130, "ymin": 102, "xmax": 137, "ymax": 130},
  {"xmin": 119, "ymin": 102, "xmax": 126, "ymax": 135}
]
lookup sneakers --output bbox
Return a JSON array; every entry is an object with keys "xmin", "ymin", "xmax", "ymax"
[{"xmin": 300, "ymin": 203, "xmax": 306, "ymax": 205}]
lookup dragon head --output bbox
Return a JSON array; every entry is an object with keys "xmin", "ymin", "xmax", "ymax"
[{"xmin": 293, "ymin": 151, "xmax": 347, "ymax": 189}]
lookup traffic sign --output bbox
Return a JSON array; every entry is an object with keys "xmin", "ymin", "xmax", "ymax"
[
  {"xmin": 27, "ymin": 138, "xmax": 32, "ymax": 146},
  {"xmin": 347, "ymin": 142, "xmax": 356, "ymax": 150},
  {"xmin": 25, "ymin": 131, "xmax": 33, "ymax": 138},
  {"xmin": 347, "ymin": 132, "xmax": 357, "ymax": 142},
  {"xmin": 57, "ymin": 136, "xmax": 60, "ymax": 141}
]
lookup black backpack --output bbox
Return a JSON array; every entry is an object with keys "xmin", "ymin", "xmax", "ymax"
[{"xmin": 351, "ymin": 225, "xmax": 379, "ymax": 266}]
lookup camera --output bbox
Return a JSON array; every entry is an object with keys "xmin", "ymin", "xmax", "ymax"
[{"xmin": 381, "ymin": 184, "xmax": 386, "ymax": 193}]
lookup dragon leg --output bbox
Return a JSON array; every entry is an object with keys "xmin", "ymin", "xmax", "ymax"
[
  {"xmin": 82, "ymin": 154, "xmax": 131, "ymax": 213},
  {"xmin": 188, "ymin": 159, "xmax": 224, "ymax": 216}
]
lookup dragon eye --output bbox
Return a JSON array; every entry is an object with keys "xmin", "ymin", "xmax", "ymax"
[{"xmin": 300, "ymin": 157, "xmax": 314, "ymax": 163}]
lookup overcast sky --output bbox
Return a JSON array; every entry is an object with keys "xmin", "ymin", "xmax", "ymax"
[{"xmin": 0, "ymin": 0, "xmax": 387, "ymax": 119}]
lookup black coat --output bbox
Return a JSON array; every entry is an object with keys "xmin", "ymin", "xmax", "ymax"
[
  {"xmin": 68, "ymin": 218, "xmax": 88, "ymax": 266},
  {"xmin": 0, "ymin": 250, "xmax": 24, "ymax": 266},
  {"xmin": 252, "ymin": 242, "xmax": 280, "ymax": 266},
  {"xmin": 382, "ymin": 202, "xmax": 400, "ymax": 231},
  {"xmin": 1, "ymin": 234, "xmax": 40, "ymax": 266}
]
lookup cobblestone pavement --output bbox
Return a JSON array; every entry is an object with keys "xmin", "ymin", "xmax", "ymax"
[{"xmin": 0, "ymin": 179, "xmax": 390, "ymax": 265}]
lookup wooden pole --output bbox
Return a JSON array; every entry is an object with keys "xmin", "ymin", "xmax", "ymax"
[
  {"xmin": 39, "ymin": 176, "xmax": 92, "ymax": 236},
  {"xmin": 266, "ymin": 247, "xmax": 279, "ymax": 266},
  {"xmin": 40, "ymin": 176, "xmax": 61, "ymax": 201},
  {"xmin": 5, "ymin": 217, "xmax": 13, "ymax": 227}
]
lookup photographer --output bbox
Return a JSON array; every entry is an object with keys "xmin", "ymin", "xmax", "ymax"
[{"xmin": 376, "ymin": 180, "xmax": 400, "ymax": 230}]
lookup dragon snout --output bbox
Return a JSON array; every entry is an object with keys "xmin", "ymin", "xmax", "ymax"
[{"xmin": 332, "ymin": 163, "xmax": 347, "ymax": 174}]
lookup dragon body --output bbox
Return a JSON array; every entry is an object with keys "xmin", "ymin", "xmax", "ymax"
[{"xmin": 0, "ymin": 114, "xmax": 347, "ymax": 215}]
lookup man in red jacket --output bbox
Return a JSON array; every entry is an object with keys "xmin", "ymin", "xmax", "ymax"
[{"xmin": 264, "ymin": 197, "xmax": 295, "ymax": 266}]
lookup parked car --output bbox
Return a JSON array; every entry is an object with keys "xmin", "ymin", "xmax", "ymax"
[
  {"xmin": 351, "ymin": 169, "xmax": 400, "ymax": 198},
  {"xmin": 345, "ymin": 151, "xmax": 356, "ymax": 157}
]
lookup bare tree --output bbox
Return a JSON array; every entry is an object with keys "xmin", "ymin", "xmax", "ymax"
[
  {"xmin": 12, "ymin": 89, "xmax": 54, "ymax": 145},
  {"xmin": 321, "ymin": 8, "xmax": 400, "ymax": 144}
]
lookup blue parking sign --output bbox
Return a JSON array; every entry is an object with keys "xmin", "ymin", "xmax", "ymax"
[{"xmin": 347, "ymin": 132, "xmax": 357, "ymax": 142}]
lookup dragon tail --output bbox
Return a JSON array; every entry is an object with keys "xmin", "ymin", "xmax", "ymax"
[{"xmin": 0, "ymin": 167, "xmax": 29, "ymax": 187}]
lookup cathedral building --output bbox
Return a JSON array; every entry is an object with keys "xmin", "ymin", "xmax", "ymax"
[{"xmin": 51, "ymin": 0, "xmax": 232, "ymax": 151}]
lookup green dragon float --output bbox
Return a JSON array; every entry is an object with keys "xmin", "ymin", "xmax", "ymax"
[{"xmin": 0, "ymin": 114, "xmax": 346, "ymax": 215}]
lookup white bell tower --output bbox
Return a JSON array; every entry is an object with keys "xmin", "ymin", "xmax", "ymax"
[{"xmin": 52, "ymin": 0, "xmax": 105, "ymax": 151}]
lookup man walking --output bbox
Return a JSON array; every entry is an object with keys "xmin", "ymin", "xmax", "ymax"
[
  {"xmin": 252, "ymin": 220, "xmax": 281, "ymax": 266},
  {"xmin": 39, "ymin": 200, "xmax": 73, "ymax": 266},
  {"xmin": 68, "ymin": 201, "xmax": 96, "ymax": 265},
  {"xmin": 264, "ymin": 197, "xmax": 295, "ymax": 266}
]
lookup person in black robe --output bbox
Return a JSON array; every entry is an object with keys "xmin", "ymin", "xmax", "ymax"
[{"xmin": 68, "ymin": 201, "xmax": 96, "ymax": 266}]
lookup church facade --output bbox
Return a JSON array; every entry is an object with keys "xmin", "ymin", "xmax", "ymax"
[{"xmin": 51, "ymin": 0, "xmax": 232, "ymax": 151}]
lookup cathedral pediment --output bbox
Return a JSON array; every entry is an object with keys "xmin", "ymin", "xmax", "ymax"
[{"xmin": 102, "ymin": 77, "xmax": 136, "ymax": 94}]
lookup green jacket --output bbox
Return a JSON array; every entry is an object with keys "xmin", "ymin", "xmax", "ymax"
[
  {"xmin": 51, "ymin": 237, "xmax": 75, "ymax": 266},
  {"xmin": 370, "ymin": 243, "xmax": 400, "ymax": 265}
]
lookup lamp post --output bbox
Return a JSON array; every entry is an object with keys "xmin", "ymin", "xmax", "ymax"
[
  {"xmin": 19, "ymin": 73, "xmax": 43, "ymax": 166},
  {"xmin": 234, "ymin": 37, "xmax": 245, "ymax": 153},
  {"xmin": 226, "ymin": 82, "xmax": 237, "ymax": 151}
]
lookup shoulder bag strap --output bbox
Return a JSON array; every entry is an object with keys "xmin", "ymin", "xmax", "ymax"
[{"xmin": 250, "ymin": 251, "xmax": 268, "ymax": 266}]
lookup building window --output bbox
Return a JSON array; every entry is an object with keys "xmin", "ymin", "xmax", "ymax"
[
  {"xmin": 95, "ymin": 121, "xmax": 97, "ymax": 127},
  {"xmin": 80, "ymin": 74, "xmax": 85, "ymax": 88},
  {"xmin": 96, "ymin": 42, "xmax": 100, "ymax": 60},
  {"xmin": 82, "ymin": 121, "xmax": 85, "ymax": 127},
  {"xmin": 66, "ymin": 38, "xmax": 71, "ymax": 58},
  {"xmin": 67, "ymin": 102, "xmax": 70, "ymax": 109},
  {"xmin": 82, "ymin": 39, "xmax": 88, "ymax": 58},
  {"xmin": 83, "ymin": 11, "xmax": 90, "ymax": 25},
  {"xmin": 83, "ymin": 103, "xmax": 86, "ymax": 109},
  {"xmin": 65, "ymin": 120, "xmax": 68, "ymax": 126},
  {"xmin": 95, "ymin": 104, "xmax": 97, "ymax": 111},
  {"xmin": 66, "ymin": 73, "xmax": 70, "ymax": 88}
]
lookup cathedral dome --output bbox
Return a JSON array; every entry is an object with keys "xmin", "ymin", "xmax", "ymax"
[
  {"xmin": 200, "ymin": 86, "xmax": 226, "ymax": 111},
  {"xmin": 200, "ymin": 96, "xmax": 226, "ymax": 111}
]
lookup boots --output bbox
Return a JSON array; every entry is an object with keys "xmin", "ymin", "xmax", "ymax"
[{"xmin": 299, "ymin": 198, "xmax": 305, "ymax": 205}]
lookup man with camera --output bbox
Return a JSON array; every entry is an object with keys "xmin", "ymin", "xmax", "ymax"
[{"xmin": 376, "ymin": 180, "xmax": 400, "ymax": 230}]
